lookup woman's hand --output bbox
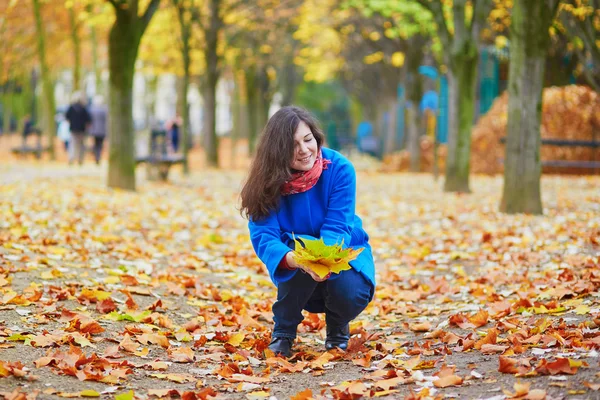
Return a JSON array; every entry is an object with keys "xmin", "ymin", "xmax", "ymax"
[{"xmin": 285, "ymin": 252, "xmax": 330, "ymax": 282}]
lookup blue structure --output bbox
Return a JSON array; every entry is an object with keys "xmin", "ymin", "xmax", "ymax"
[
  {"xmin": 396, "ymin": 85, "xmax": 405, "ymax": 150},
  {"xmin": 418, "ymin": 66, "xmax": 449, "ymax": 145},
  {"xmin": 479, "ymin": 47, "xmax": 500, "ymax": 116},
  {"xmin": 437, "ymin": 76, "xmax": 448, "ymax": 144}
]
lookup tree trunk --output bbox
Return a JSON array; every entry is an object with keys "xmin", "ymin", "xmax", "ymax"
[
  {"xmin": 181, "ymin": 65, "xmax": 191, "ymax": 174},
  {"xmin": 258, "ymin": 68, "xmax": 271, "ymax": 132},
  {"xmin": 106, "ymin": 0, "xmax": 159, "ymax": 189},
  {"xmin": 246, "ymin": 67, "xmax": 259, "ymax": 155},
  {"xmin": 444, "ymin": 50, "xmax": 477, "ymax": 193},
  {"xmin": 500, "ymin": 0, "xmax": 557, "ymax": 214},
  {"xmin": 68, "ymin": 6, "xmax": 81, "ymax": 92},
  {"xmin": 107, "ymin": 20, "xmax": 141, "ymax": 190},
  {"xmin": 203, "ymin": 79, "xmax": 218, "ymax": 167},
  {"xmin": 175, "ymin": 0, "xmax": 192, "ymax": 174},
  {"xmin": 203, "ymin": 0, "xmax": 221, "ymax": 168},
  {"xmin": 280, "ymin": 51, "xmax": 298, "ymax": 107},
  {"xmin": 230, "ymin": 70, "xmax": 247, "ymax": 169},
  {"xmin": 32, "ymin": 0, "xmax": 55, "ymax": 160},
  {"xmin": 2, "ymin": 89, "xmax": 12, "ymax": 135},
  {"xmin": 406, "ymin": 104, "xmax": 421, "ymax": 172},
  {"xmin": 383, "ymin": 99, "xmax": 397, "ymax": 155},
  {"xmin": 90, "ymin": 24, "xmax": 102, "ymax": 96}
]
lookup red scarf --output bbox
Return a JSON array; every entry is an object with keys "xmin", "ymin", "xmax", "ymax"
[{"xmin": 281, "ymin": 150, "xmax": 331, "ymax": 196}]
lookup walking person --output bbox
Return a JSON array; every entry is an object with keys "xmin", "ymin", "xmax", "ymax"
[
  {"xmin": 166, "ymin": 113, "xmax": 182, "ymax": 153},
  {"xmin": 240, "ymin": 106, "xmax": 375, "ymax": 357},
  {"xmin": 57, "ymin": 112, "xmax": 71, "ymax": 155},
  {"xmin": 89, "ymin": 95, "xmax": 108, "ymax": 165},
  {"xmin": 65, "ymin": 91, "xmax": 91, "ymax": 165}
]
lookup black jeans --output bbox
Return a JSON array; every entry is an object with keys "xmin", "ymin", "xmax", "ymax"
[
  {"xmin": 272, "ymin": 267, "xmax": 374, "ymax": 339},
  {"xmin": 92, "ymin": 136, "xmax": 105, "ymax": 164}
]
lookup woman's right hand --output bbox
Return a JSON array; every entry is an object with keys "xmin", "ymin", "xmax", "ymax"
[{"xmin": 286, "ymin": 252, "xmax": 329, "ymax": 282}]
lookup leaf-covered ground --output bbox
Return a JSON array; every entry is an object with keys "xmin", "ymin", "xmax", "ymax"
[{"xmin": 0, "ymin": 162, "xmax": 599, "ymax": 400}]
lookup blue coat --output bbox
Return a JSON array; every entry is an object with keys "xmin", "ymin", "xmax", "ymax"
[{"xmin": 248, "ymin": 148, "xmax": 375, "ymax": 288}]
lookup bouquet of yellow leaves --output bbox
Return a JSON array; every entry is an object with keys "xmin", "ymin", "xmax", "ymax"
[{"xmin": 293, "ymin": 236, "xmax": 363, "ymax": 279}]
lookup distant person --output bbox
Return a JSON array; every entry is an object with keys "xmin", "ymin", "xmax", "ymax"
[
  {"xmin": 89, "ymin": 95, "xmax": 108, "ymax": 165},
  {"xmin": 166, "ymin": 113, "xmax": 182, "ymax": 153},
  {"xmin": 56, "ymin": 113, "xmax": 71, "ymax": 154},
  {"xmin": 21, "ymin": 115, "xmax": 41, "ymax": 147},
  {"xmin": 65, "ymin": 91, "xmax": 91, "ymax": 165},
  {"xmin": 22, "ymin": 115, "xmax": 41, "ymax": 137}
]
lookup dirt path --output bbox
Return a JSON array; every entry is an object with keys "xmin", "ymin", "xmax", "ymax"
[{"xmin": 0, "ymin": 163, "xmax": 599, "ymax": 399}]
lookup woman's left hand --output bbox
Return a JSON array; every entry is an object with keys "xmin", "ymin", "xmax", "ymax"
[{"xmin": 286, "ymin": 252, "xmax": 330, "ymax": 282}]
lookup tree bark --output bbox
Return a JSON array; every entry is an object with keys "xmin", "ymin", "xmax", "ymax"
[
  {"xmin": 246, "ymin": 67, "xmax": 259, "ymax": 155},
  {"xmin": 500, "ymin": 0, "xmax": 558, "ymax": 214},
  {"xmin": 231, "ymin": 70, "xmax": 247, "ymax": 169},
  {"xmin": 181, "ymin": 66, "xmax": 191, "ymax": 174},
  {"xmin": 68, "ymin": 6, "xmax": 81, "ymax": 92},
  {"xmin": 106, "ymin": 0, "xmax": 159, "ymax": 190},
  {"xmin": 383, "ymin": 99, "xmax": 398, "ymax": 156},
  {"xmin": 443, "ymin": 50, "xmax": 477, "ymax": 192},
  {"xmin": 202, "ymin": 0, "xmax": 222, "ymax": 168},
  {"xmin": 174, "ymin": 0, "xmax": 192, "ymax": 174},
  {"xmin": 406, "ymin": 104, "xmax": 421, "ymax": 172},
  {"xmin": 90, "ymin": 23, "xmax": 102, "ymax": 96},
  {"xmin": 107, "ymin": 20, "xmax": 139, "ymax": 190},
  {"xmin": 32, "ymin": 0, "xmax": 56, "ymax": 160}
]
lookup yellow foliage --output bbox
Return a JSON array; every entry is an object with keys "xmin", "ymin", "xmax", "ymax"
[
  {"xmin": 391, "ymin": 52, "xmax": 405, "ymax": 67},
  {"xmin": 293, "ymin": 237, "xmax": 363, "ymax": 279},
  {"xmin": 363, "ymin": 51, "xmax": 384, "ymax": 65}
]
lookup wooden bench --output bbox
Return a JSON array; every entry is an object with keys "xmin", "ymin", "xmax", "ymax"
[
  {"xmin": 135, "ymin": 129, "xmax": 184, "ymax": 181},
  {"xmin": 11, "ymin": 127, "xmax": 50, "ymax": 159},
  {"xmin": 499, "ymin": 137, "xmax": 600, "ymax": 171}
]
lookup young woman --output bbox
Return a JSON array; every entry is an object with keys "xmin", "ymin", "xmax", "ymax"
[{"xmin": 240, "ymin": 106, "xmax": 375, "ymax": 357}]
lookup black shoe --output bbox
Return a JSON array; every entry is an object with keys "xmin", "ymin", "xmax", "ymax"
[
  {"xmin": 325, "ymin": 324, "xmax": 350, "ymax": 350},
  {"xmin": 268, "ymin": 337, "xmax": 293, "ymax": 357}
]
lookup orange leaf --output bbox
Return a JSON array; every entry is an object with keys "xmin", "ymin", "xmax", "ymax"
[
  {"xmin": 310, "ymin": 352, "xmax": 335, "ymax": 370},
  {"xmin": 96, "ymin": 299, "xmax": 117, "ymax": 314},
  {"xmin": 468, "ymin": 310, "xmax": 489, "ymax": 328},
  {"xmin": 433, "ymin": 374, "xmax": 463, "ymax": 388},
  {"xmin": 498, "ymin": 356, "xmax": 533, "ymax": 375},
  {"xmin": 409, "ymin": 322, "xmax": 432, "ymax": 332},
  {"xmin": 119, "ymin": 334, "xmax": 138, "ymax": 353},
  {"xmin": 584, "ymin": 382, "xmax": 600, "ymax": 391},
  {"xmin": 535, "ymin": 358, "xmax": 578, "ymax": 375},
  {"xmin": 290, "ymin": 389, "xmax": 313, "ymax": 400},
  {"xmin": 480, "ymin": 344, "xmax": 508, "ymax": 354},
  {"xmin": 138, "ymin": 333, "xmax": 170, "ymax": 349},
  {"xmin": 474, "ymin": 328, "xmax": 498, "ymax": 350},
  {"xmin": 375, "ymin": 376, "xmax": 405, "ymax": 391},
  {"xmin": 168, "ymin": 347, "xmax": 195, "ymax": 363}
]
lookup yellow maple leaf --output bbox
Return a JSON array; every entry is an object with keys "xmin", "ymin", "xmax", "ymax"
[{"xmin": 293, "ymin": 237, "xmax": 363, "ymax": 279}]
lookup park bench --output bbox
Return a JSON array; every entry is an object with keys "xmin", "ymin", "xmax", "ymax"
[
  {"xmin": 499, "ymin": 137, "xmax": 600, "ymax": 171},
  {"xmin": 11, "ymin": 127, "xmax": 50, "ymax": 159},
  {"xmin": 135, "ymin": 129, "xmax": 184, "ymax": 181}
]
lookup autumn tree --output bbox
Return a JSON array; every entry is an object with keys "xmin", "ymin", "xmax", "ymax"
[
  {"xmin": 106, "ymin": 0, "xmax": 160, "ymax": 190},
  {"xmin": 32, "ymin": 0, "xmax": 57, "ymax": 159},
  {"xmin": 559, "ymin": 0, "xmax": 600, "ymax": 90},
  {"xmin": 412, "ymin": 0, "xmax": 493, "ymax": 192},
  {"xmin": 344, "ymin": 0, "xmax": 436, "ymax": 168},
  {"xmin": 67, "ymin": 2, "xmax": 83, "ymax": 92},
  {"xmin": 227, "ymin": 0, "xmax": 303, "ymax": 155},
  {"xmin": 0, "ymin": 2, "xmax": 37, "ymax": 135},
  {"xmin": 172, "ymin": 0, "xmax": 195, "ymax": 174},
  {"xmin": 500, "ymin": 0, "xmax": 561, "ymax": 215}
]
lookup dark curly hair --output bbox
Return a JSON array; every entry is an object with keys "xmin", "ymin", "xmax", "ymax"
[{"xmin": 240, "ymin": 106, "xmax": 325, "ymax": 220}]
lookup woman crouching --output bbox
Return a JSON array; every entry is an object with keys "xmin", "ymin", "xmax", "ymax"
[{"xmin": 240, "ymin": 106, "xmax": 375, "ymax": 357}]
